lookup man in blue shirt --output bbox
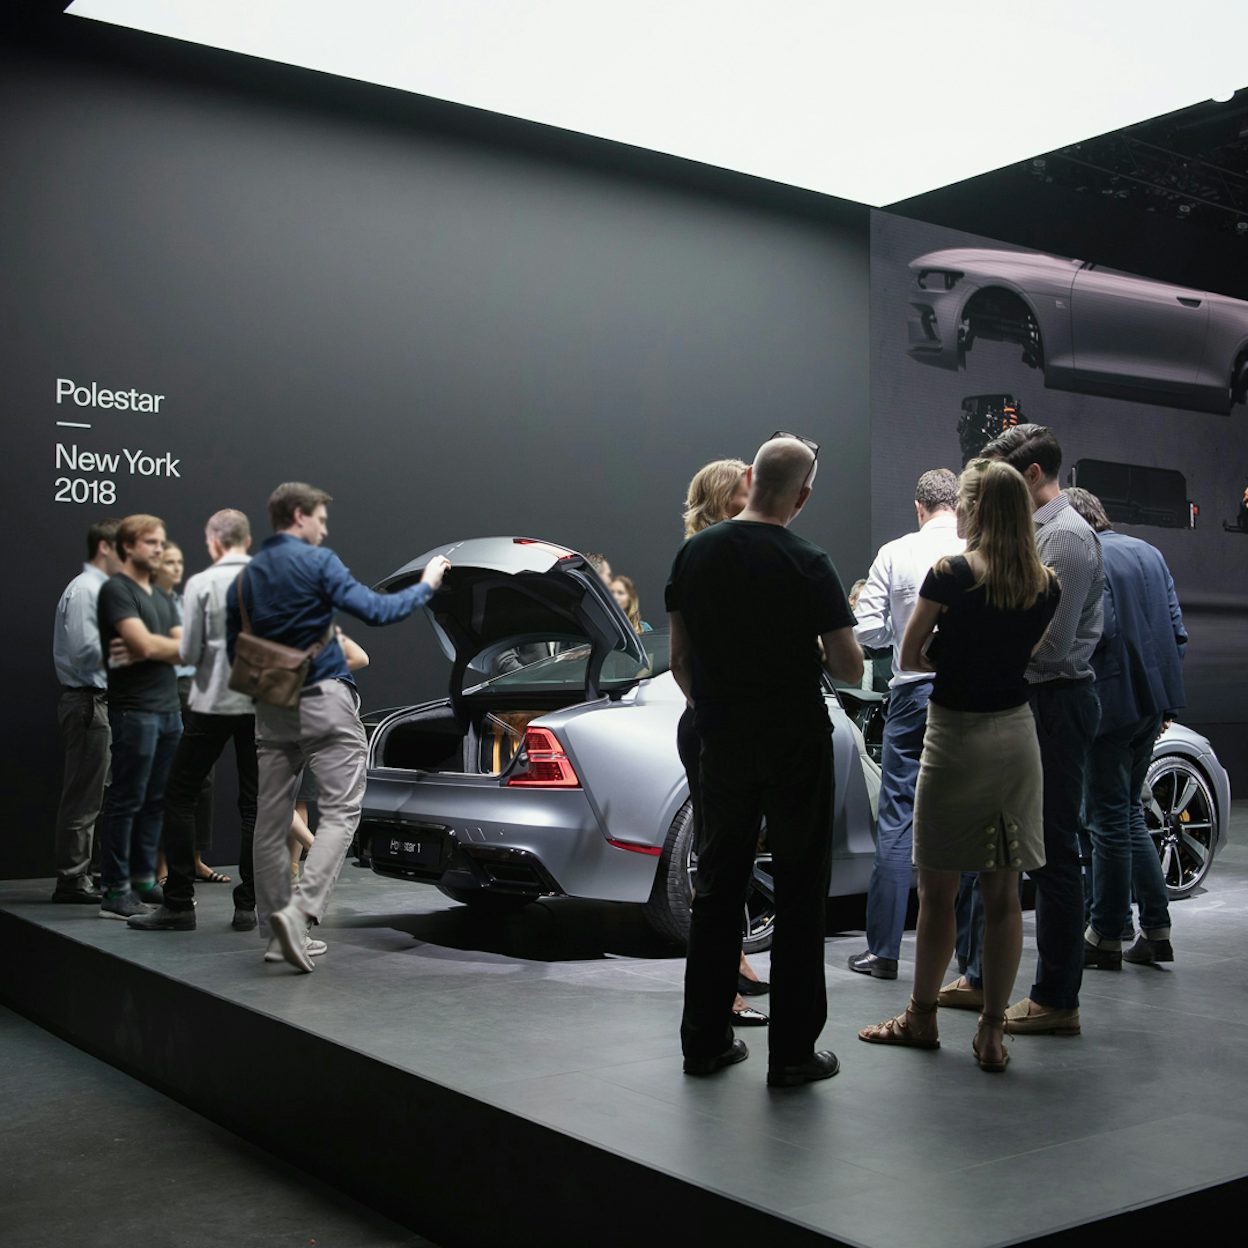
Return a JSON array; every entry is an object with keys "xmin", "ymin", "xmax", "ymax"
[
  {"xmin": 51, "ymin": 519, "xmax": 120, "ymax": 902},
  {"xmin": 1065, "ymin": 488, "xmax": 1187, "ymax": 969},
  {"xmin": 227, "ymin": 482, "xmax": 449, "ymax": 972}
]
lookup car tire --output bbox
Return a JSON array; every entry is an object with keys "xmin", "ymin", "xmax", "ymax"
[
  {"xmin": 1143, "ymin": 754, "xmax": 1219, "ymax": 898},
  {"xmin": 641, "ymin": 799, "xmax": 777, "ymax": 954}
]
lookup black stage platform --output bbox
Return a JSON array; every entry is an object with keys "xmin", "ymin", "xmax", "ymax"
[{"xmin": 3, "ymin": 806, "xmax": 1246, "ymax": 1248}]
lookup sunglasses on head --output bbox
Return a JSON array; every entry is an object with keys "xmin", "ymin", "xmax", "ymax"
[
  {"xmin": 770, "ymin": 430, "xmax": 819, "ymax": 487},
  {"xmin": 770, "ymin": 430, "xmax": 819, "ymax": 459}
]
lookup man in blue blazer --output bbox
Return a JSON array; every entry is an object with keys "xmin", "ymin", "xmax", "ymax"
[{"xmin": 1065, "ymin": 488, "xmax": 1186, "ymax": 969}]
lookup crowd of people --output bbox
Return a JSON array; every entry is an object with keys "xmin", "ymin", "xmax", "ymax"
[
  {"xmin": 669, "ymin": 425, "xmax": 1186, "ymax": 1083},
  {"xmin": 49, "ymin": 423, "xmax": 1188, "ymax": 1077},
  {"xmin": 50, "ymin": 485, "xmax": 448, "ymax": 969}
]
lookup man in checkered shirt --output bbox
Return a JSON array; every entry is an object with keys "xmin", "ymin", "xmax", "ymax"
[{"xmin": 940, "ymin": 424, "xmax": 1104, "ymax": 1037}]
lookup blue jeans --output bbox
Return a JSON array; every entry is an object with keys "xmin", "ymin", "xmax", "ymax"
[
  {"xmin": 1085, "ymin": 714, "xmax": 1170, "ymax": 941},
  {"xmin": 1128, "ymin": 789, "xmax": 1173, "ymax": 938},
  {"xmin": 97, "ymin": 708, "xmax": 182, "ymax": 891},
  {"xmin": 968, "ymin": 682, "xmax": 1099, "ymax": 1007},
  {"xmin": 864, "ymin": 680, "xmax": 931, "ymax": 960}
]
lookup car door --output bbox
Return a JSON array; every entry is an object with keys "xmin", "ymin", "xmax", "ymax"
[{"xmin": 1071, "ymin": 264, "xmax": 1210, "ymax": 397}]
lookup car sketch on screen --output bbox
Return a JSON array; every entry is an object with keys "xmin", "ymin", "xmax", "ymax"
[
  {"xmin": 907, "ymin": 247, "xmax": 1248, "ymax": 414},
  {"xmin": 357, "ymin": 536, "xmax": 1231, "ymax": 948}
]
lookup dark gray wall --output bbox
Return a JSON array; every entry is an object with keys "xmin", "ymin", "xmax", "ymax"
[{"xmin": 0, "ymin": 22, "xmax": 870, "ymax": 877}]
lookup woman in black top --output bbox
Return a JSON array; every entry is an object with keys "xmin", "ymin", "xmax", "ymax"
[{"xmin": 860, "ymin": 460, "xmax": 1059, "ymax": 1072}]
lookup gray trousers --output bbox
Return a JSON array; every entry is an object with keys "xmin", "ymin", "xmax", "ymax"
[
  {"xmin": 253, "ymin": 679, "xmax": 367, "ymax": 935},
  {"xmin": 54, "ymin": 688, "xmax": 110, "ymax": 883}
]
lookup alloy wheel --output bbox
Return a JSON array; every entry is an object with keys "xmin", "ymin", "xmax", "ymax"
[{"xmin": 1144, "ymin": 756, "xmax": 1217, "ymax": 897}]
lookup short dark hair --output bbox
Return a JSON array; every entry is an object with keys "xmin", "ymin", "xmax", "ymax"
[
  {"xmin": 86, "ymin": 517, "xmax": 119, "ymax": 562},
  {"xmin": 914, "ymin": 469, "xmax": 958, "ymax": 512},
  {"xmin": 981, "ymin": 423, "xmax": 1062, "ymax": 480},
  {"xmin": 268, "ymin": 483, "xmax": 332, "ymax": 531},
  {"xmin": 1064, "ymin": 487, "xmax": 1113, "ymax": 533}
]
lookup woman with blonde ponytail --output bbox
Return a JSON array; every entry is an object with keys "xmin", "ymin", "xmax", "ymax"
[{"xmin": 859, "ymin": 460, "xmax": 1060, "ymax": 1072}]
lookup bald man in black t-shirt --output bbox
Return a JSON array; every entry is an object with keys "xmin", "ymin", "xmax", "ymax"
[{"xmin": 666, "ymin": 435, "xmax": 862, "ymax": 1086}]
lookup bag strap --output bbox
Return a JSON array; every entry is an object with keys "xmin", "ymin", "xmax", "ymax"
[
  {"xmin": 235, "ymin": 569, "xmax": 253, "ymax": 636},
  {"xmin": 235, "ymin": 567, "xmax": 334, "ymax": 657}
]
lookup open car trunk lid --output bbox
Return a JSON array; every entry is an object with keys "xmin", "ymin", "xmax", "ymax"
[{"xmin": 377, "ymin": 537, "xmax": 650, "ymax": 707}]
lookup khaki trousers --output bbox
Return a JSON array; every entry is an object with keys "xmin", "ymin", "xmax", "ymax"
[{"xmin": 253, "ymin": 679, "xmax": 367, "ymax": 934}]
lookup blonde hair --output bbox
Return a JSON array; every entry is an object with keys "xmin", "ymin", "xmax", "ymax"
[
  {"xmin": 683, "ymin": 458, "xmax": 749, "ymax": 536},
  {"xmin": 942, "ymin": 459, "xmax": 1055, "ymax": 610},
  {"xmin": 611, "ymin": 575, "xmax": 644, "ymax": 634}
]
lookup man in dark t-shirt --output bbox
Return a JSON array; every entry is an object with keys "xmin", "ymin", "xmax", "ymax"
[
  {"xmin": 666, "ymin": 435, "xmax": 862, "ymax": 1085},
  {"xmin": 95, "ymin": 514, "xmax": 184, "ymax": 919}
]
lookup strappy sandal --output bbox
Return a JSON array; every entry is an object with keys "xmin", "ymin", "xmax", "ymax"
[
  {"xmin": 196, "ymin": 868, "xmax": 232, "ymax": 884},
  {"xmin": 972, "ymin": 1013, "xmax": 1010, "ymax": 1072},
  {"xmin": 858, "ymin": 996, "xmax": 940, "ymax": 1049}
]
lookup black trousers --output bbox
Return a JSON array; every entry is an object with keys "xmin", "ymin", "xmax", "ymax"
[
  {"xmin": 176, "ymin": 676, "xmax": 215, "ymax": 850},
  {"xmin": 681, "ymin": 718, "xmax": 834, "ymax": 1067},
  {"xmin": 162, "ymin": 711, "xmax": 258, "ymax": 912}
]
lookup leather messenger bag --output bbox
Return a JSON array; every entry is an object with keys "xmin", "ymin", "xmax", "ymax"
[{"xmin": 227, "ymin": 569, "xmax": 331, "ymax": 710}]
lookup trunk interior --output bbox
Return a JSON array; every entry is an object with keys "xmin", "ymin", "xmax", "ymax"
[{"xmin": 375, "ymin": 697, "xmax": 581, "ymax": 776}]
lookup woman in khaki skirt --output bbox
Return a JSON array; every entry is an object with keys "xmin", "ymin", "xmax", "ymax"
[{"xmin": 860, "ymin": 460, "xmax": 1060, "ymax": 1071}]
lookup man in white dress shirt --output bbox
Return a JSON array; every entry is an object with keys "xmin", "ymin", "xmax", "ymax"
[
  {"xmin": 51, "ymin": 519, "xmax": 121, "ymax": 902},
  {"xmin": 848, "ymin": 470, "xmax": 964, "ymax": 979}
]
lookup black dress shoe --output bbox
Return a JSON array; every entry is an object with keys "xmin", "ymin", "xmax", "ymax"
[
  {"xmin": 232, "ymin": 907, "xmax": 258, "ymax": 932},
  {"xmin": 127, "ymin": 905, "xmax": 196, "ymax": 931},
  {"xmin": 1123, "ymin": 936, "xmax": 1174, "ymax": 965},
  {"xmin": 737, "ymin": 972, "xmax": 769, "ymax": 996},
  {"xmin": 1083, "ymin": 941, "xmax": 1122, "ymax": 970},
  {"xmin": 732, "ymin": 1005, "xmax": 769, "ymax": 1027},
  {"xmin": 848, "ymin": 950, "xmax": 898, "ymax": 979},
  {"xmin": 52, "ymin": 884, "xmax": 103, "ymax": 905},
  {"xmin": 683, "ymin": 1038, "xmax": 749, "ymax": 1076},
  {"xmin": 767, "ymin": 1050, "xmax": 840, "ymax": 1087}
]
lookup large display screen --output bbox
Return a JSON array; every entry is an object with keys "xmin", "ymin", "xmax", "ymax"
[{"xmin": 870, "ymin": 210, "xmax": 1248, "ymax": 725}]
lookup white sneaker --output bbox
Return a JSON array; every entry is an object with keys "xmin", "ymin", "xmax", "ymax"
[
  {"xmin": 266, "ymin": 904, "xmax": 322, "ymax": 971},
  {"xmin": 264, "ymin": 935, "xmax": 327, "ymax": 963}
]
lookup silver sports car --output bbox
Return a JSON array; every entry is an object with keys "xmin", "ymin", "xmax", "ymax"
[
  {"xmin": 359, "ymin": 537, "xmax": 1231, "ymax": 947},
  {"xmin": 907, "ymin": 247, "xmax": 1248, "ymax": 414}
]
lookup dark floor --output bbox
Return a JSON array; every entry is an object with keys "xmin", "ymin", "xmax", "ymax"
[
  {"xmin": 0, "ymin": 1005, "xmax": 438, "ymax": 1248},
  {"xmin": 1, "ymin": 801, "xmax": 1245, "ymax": 1248}
]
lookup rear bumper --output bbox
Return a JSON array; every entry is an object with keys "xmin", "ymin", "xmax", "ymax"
[{"xmin": 360, "ymin": 770, "xmax": 659, "ymax": 903}]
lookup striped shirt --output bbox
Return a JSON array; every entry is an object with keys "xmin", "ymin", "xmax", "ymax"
[{"xmin": 1029, "ymin": 493, "xmax": 1104, "ymax": 684}]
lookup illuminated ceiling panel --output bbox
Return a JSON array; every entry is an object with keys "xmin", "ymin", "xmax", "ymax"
[{"xmin": 67, "ymin": 0, "xmax": 1248, "ymax": 206}]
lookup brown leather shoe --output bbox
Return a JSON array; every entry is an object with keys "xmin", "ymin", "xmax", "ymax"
[
  {"xmin": 1003, "ymin": 998, "xmax": 1081, "ymax": 1036},
  {"xmin": 937, "ymin": 977, "xmax": 984, "ymax": 1011}
]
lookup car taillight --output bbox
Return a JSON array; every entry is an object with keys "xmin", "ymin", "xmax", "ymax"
[{"xmin": 506, "ymin": 728, "xmax": 581, "ymax": 788}]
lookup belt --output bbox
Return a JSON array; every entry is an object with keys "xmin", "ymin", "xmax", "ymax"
[
  {"xmin": 300, "ymin": 678, "xmax": 356, "ymax": 699},
  {"xmin": 59, "ymin": 684, "xmax": 103, "ymax": 694},
  {"xmin": 1028, "ymin": 677, "xmax": 1093, "ymax": 691}
]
